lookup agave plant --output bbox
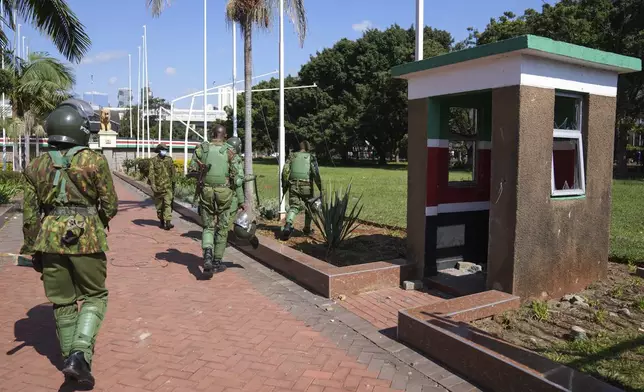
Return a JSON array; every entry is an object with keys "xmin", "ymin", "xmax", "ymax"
[{"xmin": 306, "ymin": 183, "xmax": 363, "ymax": 257}]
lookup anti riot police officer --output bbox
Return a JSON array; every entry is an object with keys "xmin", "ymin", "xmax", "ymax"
[
  {"xmin": 224, "ymin": 136, "xmax": 244, "ymax": 217},
  {"xmin": 21, "ymin": 99, "xmax": 118, "ymax": 386},
  {"xmin": 188, "ymin": 125, "xmax": 246, "ymax": 278},
  {"xmin": 148, "ymin": 143, "xmax": 176, "ymax": 230},
  {"xmin": 281, "ymin": 140, "xmax": 322, "ymax": 240}
]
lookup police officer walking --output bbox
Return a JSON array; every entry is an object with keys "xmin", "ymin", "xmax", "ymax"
[
  {"xmin": 188, "ymin": 125, "xmax": 246, "ymax": 278},
  {"xmin": 20, "ymin": 99, "xmax": 118, "ymax": 387},
  {"xmin": 148, "ymin": 143, "xmax": 176, "ymax": 230},
  {"xmin": 281, "ymin": 140, "xmax": 322, "ymax": 240},
  {"xmin": 224, "ymin": 136, "xmax": 244, "ymax": 217}
]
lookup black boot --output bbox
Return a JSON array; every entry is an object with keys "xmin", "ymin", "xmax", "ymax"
[
  {"xmin": 159, "ymin": 219, "xmax": 165, "ymax": 228},
  {"xmin": 212, "ymin": 259, "xmax": 227, "ymax": 274},
  {"xmin": 164, "ymin": 221, "xmax": 174, "ymax": 231},
  {"xmin": 281, "ymin": 223, "xmax": 293, "ymax": 240},
  {"xmin": 62, "ymin": 351, "xmax": 95, "ymax": 387},
  {"xmin": 203, "ymin": 248, "xmax": 214, "ymax": 279}
]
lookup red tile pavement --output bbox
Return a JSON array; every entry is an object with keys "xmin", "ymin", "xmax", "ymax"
[
  {"xmin": 339, "ymin": 288, "xmax": 445, "ymax": 331},
  {"xmin": 0, "ymin": 179, "xmax": 454, "ymax": 392}
]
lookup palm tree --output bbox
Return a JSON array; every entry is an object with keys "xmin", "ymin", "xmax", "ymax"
[
  {"xmin": 147, "ymin": 0, "xmax": 307, "ymax": 206},
  {"xmin": 0, "ymin": 0, "xmax": 91, "ymax": 63},
  {"xmin": 0, "ymin": 51, "xmax": 75, "ymax": 166}
]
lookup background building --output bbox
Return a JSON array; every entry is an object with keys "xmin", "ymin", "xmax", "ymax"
[
  {"xmin": 117, "ymin": 88, "xmax": 133, "ymax": 108},
  {"xmin": 218, "ymin": 87, "xmax": 234, "ymax": 111},
  {"xmin": 83, "ymin": 91, "xmax": 109, "ymax": 108}
]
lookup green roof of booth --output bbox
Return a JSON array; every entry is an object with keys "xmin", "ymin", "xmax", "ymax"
[{"xmin": 391, "ymin": 35, "xmax": 642, "ymax": 78}]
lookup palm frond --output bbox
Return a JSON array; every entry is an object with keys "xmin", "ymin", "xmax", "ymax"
[
  {"xmin": 226, "ymin": 0, "xmax": 272, "ymax": 32},
  {"xmin": 32, "ymin": 123, "xmax": 45, "ymax": 137},
  {"xmin": 147, "ymin": 0, "xmax": 172, "ymax": 17},
  {"xmin": 1, "ymin": 117, "xmax": 25, "ymax": 139},
  {"xmin": 282, "ymin": 0, "xmax": 307, "ymax": 46},
  {"xmin": 225, "ymin": 0, "xmax": 307, "ymax": 45},
  {"xmin": 13, "ymin": 0, "xmax": 91, "ymax": 63}
]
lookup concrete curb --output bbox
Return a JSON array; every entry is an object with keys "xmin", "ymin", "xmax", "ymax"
[{"xmin": 0, "ymin": 202, "xmax": 18, "ymax": 231}]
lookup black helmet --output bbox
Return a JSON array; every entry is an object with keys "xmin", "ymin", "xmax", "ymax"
[
  {"xmin": 45, "ymin": 99, "xmax": 94, "ymax": 146},
  {"xmin": 226, "ymin": 137, "xmax": 242, "ymax": 154},
  {"xmin": 233, "ymin": 210, "xmax": 259, "ymax": 249}
]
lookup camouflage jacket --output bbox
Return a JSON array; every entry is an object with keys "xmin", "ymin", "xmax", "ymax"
[
  {"xmin": 22, "ymin": 148, "xmax": 119, "ymax": 255},
  {"xmin": 282, "ymin": 152, "xmax": 322, "ymax": 191},
  {"xmin": 189, "ymin": 141, "xmax": 245, "ymax": 203},
  {"xmin": 148, "ymin": 155, "xmax": 176, "ymax": 193},
  {"xmin": 225, "ymin": 144, "xmax": 245, "ymax": 202}
]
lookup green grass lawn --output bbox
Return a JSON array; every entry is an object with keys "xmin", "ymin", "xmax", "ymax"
[
  {"xmin": 251, "ymin": 161, "xmax": 644, "ymax": 264},
  {"xmin": 610, "ymin": 180, "xmax": 644, "ymax": 264},
  {"xmin": 543, "ymin": 332, "xmax": 644, "ymax": 392}
]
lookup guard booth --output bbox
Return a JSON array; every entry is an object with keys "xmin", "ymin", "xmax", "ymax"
[{"xmin": 393, "ymin": 35, "xmax": 641, "ymax": 299}]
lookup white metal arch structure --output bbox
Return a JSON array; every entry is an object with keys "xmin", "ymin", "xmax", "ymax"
[{"xmin": 161, "ymin": 81, "xmax": 318, "ymax": 175}]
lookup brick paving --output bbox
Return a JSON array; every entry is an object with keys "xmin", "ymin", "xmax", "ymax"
[
  {"xmin": 338, "ymin": 289, "xmax": 446, "ymax": 331},
  {"xmin": 0, "ymin": 178, "xmax": 481, "ymax": 392}
]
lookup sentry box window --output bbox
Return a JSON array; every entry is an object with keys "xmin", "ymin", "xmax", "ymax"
[{"xmin": 552, "ymin": 92, "xmax": 586, "ymax": 197}]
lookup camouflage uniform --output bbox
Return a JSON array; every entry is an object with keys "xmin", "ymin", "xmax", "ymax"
[
  {"xmin": 189, "ymin": 140, "xmax": 244, "ymax": 264},
  {"xmin": 148, "ymin": 144, "xmax": 176, "ymax": 227},
  {"xmin": 282, "ymin": 150, "xmax": 322, "ymax": 234},
  {"xmin": 225, "ymin": 140, "xmax": 245, "ymax": 229},
  {"xmin": 21, "ymin": 148, "xmax": 118, "ymax": 368}
]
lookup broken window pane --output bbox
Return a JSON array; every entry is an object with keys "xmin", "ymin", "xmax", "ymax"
[{"xmin": 552, "ymin": 137, "xmax": 582, "ymax": 191}]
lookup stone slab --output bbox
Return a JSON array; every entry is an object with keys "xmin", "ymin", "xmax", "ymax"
[{"xmin": 406, "ymin": 290, "xmax": 520, "ymax": 322}]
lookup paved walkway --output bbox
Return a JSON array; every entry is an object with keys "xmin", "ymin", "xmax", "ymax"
[{"xmin": 0, "ymin": 178, "xmax": 478, "ymax": 392}]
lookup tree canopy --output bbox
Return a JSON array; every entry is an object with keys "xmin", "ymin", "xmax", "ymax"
[{"xmin": 471, "ymin": 0, "xmax": 644, "ymax": 176}]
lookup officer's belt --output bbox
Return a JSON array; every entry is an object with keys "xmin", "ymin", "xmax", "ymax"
[
  {"xmin": 45, "ymin": 206, "xmax": 98, "ymax": 217},
  {"xmin": 289, "ymin": 179, "xmax": 311, "ymax": 183}
]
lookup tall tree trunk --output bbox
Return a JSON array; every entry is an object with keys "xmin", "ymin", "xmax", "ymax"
[
  {"xmin": 24, "ymin": 113, "xmax": 31, "ymax": 166},
  {"xmin": 242, "ymin": 24, "xmax": 255, "ymax": 208}
]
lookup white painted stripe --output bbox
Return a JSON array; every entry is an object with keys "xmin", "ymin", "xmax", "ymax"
[
  {"xmin": 408, "ymin": 54, "xmax": 522, "ymax": 100},
  {"xmin": 426, "ymin": 201, "xmax": 490, "ymax": 216},
  {"xmin": 477, "ymin": 141, "xmax": 492, "ymax": 150},
  {"xmin": 520, "ymin": 54, "xmax": 618, "ymax": 97},
  {"xmin": 427, "ymin": 139, "xmax": 449, "ymax": 148},
  {"xmin": 407, "ymin": 52, "xmax": 618, "ymax": 99},
  {"xmin": 426, "ymin": 139, "xmax": 491, "ymax": 149}
]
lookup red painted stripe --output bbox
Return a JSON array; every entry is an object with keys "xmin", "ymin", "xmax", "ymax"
[
  {"xmin": 426, "ymin": 147, "xmax": 491, "ymax": 206},
  {"xmin": 426, "ymin": 149, "xmax": 440, "ymax": 206}
]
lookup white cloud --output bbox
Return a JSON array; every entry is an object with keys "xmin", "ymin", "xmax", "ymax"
[
  {"xmin": 108, "ymin": 76, "xmax": 118, "ymax": 85},
  {"xmin": 352, "ymin": 20, "xmax": 373, "ymax": 32},
  {"xmin": 165, "ymin": 67, "xmax": 176, "ymax": 76},
  {"xmin": 80, "ymin": 50, "xmax": 127, "ymax": 65}
]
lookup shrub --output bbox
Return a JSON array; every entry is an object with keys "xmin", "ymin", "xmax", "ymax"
[
  {"xmin": 530, "ymin": 300, "xmax": 550, "ymax": 322},
  {"xmin": 173, "ymin": 159, "xmax": 184, "ymax": 173},
  {"xmin": 122, "ymin": 159, "xmax": 136, "ymax": 174},
  {"xmin": 307, "ymin": 183, "xmax": 363, "ymax": 256},
  {"xmin": 135, "ymin": 158, "xmax": 151, "ymax": 178},
  {"xmin": 259, "ymin": 198, "xmax": 279, "ymax": 220},
  {"xmin": 0, "ymin": 182, "xmax": 20, "ymax": 204}
]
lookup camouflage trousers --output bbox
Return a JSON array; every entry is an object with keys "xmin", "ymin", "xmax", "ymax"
[
  {"xmin": 200, "ymin": 186, "xmax": 234, "ymax": 260},
  {"xmin": 153, "ymin": 190, "xmax": 173, "ymax": 222},
  {"xmin": 42, "ymin": 253, "xmax": 108, "ymax": 366},
  {"xmin": 286, "ymin": 181, "xmax": 313, "ymax": 230}
]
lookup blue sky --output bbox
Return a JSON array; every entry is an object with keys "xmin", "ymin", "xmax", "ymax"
[{"xmin": 18, "ymin": 0, "xmax": 548, "ymax": 108}]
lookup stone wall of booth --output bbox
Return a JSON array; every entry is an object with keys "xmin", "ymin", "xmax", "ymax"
[{"xmin": 487, "ymin": 85, "xmax": 616, "ymax": 299}]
